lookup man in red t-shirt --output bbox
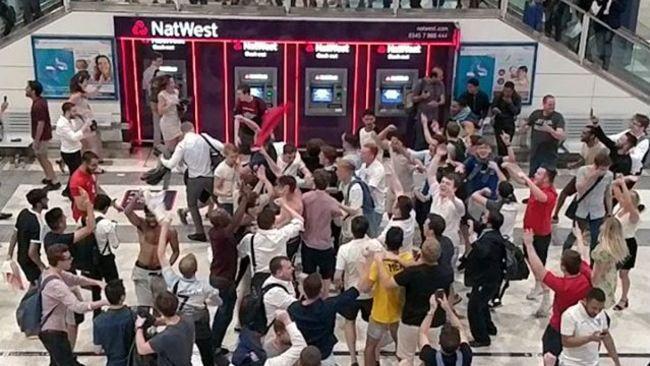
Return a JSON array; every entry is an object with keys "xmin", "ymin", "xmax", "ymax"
[
  {"xmin": 26, "ymin": 80, "xmax": 60, "ymax": 190},
  {"xmin": 233, "ymin": 84, "xmax": 267, "ymax": 154},
  {"xmin": 69, "ymin": 151, "xmax": 100, "ymax": 222},
  {"xmin": 515, "ymin": 166, "xmax": 558, "ymax": 312},
  {"xmin": 523, "ymin": 228, "xmax": 592, "ymax": 366}
]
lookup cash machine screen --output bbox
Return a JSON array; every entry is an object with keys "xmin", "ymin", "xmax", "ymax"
[
  {"xmin": 381, "ymin": 88, "xmax": 403, "ymax": 105},
  {"xmin": 311, "ymin": 87, "xmax": 334, "ymax": 103},
  {"xmin": 249, "ymin": 86, "xmax": 264, "ymax": 99}
]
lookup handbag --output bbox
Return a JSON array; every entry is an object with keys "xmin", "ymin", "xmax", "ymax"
[
  {"xmin": 565, "ymin": 175, "xmax": 605, "ymax": 220},
  {"xmin": 200, "ymin": 133, "xmax": 224, "ymax": 171}
]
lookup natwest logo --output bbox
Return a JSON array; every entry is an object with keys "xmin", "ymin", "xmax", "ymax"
[{"xmin": 144, "ymin": 20, "xmax": 219, "ymax": 38}]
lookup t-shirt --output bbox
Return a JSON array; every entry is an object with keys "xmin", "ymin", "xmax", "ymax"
[
  {"xmin": 376, "ymin": 211, "xmax": 417, "ymax": 253},
  {"xmin": 394, "ymin": 263, "xmax": 454, "ymax": 326},
  {"xmin": 368, "ymin": 252, "xmax": 413, "ymax": 324},
  {"xmin": 302, "ymin": 190, "xmax": 343, "ymax": 250},
  {"xmin": 214, "ymin": 160, "xmax": 237, "ymax": 204},
  {"xmin": 413, "ymin": 78, "xmax": 445, "ymax": 120},
  {"xmin": 543, "ymin": 261, "xmax": 592, "ymax": 331},
  {"xmin": 527, "ymin": 109, "xmax": 566, "ymax": 167},
  {"xmin": 420, "ymin": 343, "xmax": 473, "ymax": 366},
  {"xmin": 437, "ymin": 235, "xmax": 455, "ymax": 275},
  {"xmin": 43, "ymin": 232, "xmax": 78, "ymax": 270},
  {"xmin": 357, "ymin": 160, "xmax": 387, "ymax": 214},
  {"xmin": 523, "ymin": 184, "xmax": 557, "ymax": 236},
  {"xmin": 162, "ymin": 267, "xmax": 220, "ymax": 317},
  {"xmin": 559, "ymin": 303, "xmax": 609, "ymax": 366},
  {"xmin": 234, "ymin": 96, "xmax": 267, "ymax": 135},
  {"xmin": 149, "ymin": 316, "xmax": 195, "ymax": 366},
  {"xmin": 14, "ymin": 208, "xmax": 43, "ymax": 281},
  {"xmin": 335, "ymin": 237, "xmax": 383, "ymax": 300},
  {"xmin": 463, "ymin": 156, "xmax": 503, "ymax": 199},
  {"xmin": 69, "ymin": 168, "xmax": 97, "ymax": 222},
  {"xmin": 93, "ymin": 307, "xmax": 135, "ymax": 366},
  {"xmin": 31, "ymin": 97, "xmax": 52, "ymax": 141}
]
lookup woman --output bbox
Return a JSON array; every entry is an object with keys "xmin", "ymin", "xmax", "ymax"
[
  {"xmin": 612, "ymin": 178, "xmax": 642, "ymax": 311},
  {"xmin": 156, "ymin": 75, "xmax": 183, "ymax": 151},
  {"xmin": 69, "ymin": 70, "xmax": 103, "ymax": 160},
  {"xmin": 589, "ymin": 216, "xmax": 629, "ymax": 308},
  {"xmin": 93, "ymin": 55, "xmax": 112, "ymax": 83}
]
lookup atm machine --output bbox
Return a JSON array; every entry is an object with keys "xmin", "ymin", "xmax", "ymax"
[
  {"xmin": 374, "ymin": 69, "xmax": 419, "ymax": 117},
  {"xmin": 234, "ymin": 67, "xmax": 278, "ymax": 107},
  {"xmin": 304, "ymin": 68, "xmax": 347, "ymax": 116}
]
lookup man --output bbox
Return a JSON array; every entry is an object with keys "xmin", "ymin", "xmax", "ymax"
[
  {"xmin": 301, "ymin": 169, "xmax": 344, "ymax": 298},
  {"xmin": 93, "ymin": 194, "xmax": 120, "ymax": 285},
  {"xmin": 376, "ymin": 238, "xmax": 453, "ymax": 363},
  {"xmin": 93, "ymin": 279, "xmax": 135, "ymax": 366},
  {"xmin": 357, "ymin": 143, "xmax": 386, "ymax": 236},
  {"xmin": 288, "ymin": 272, "xmax": 367, "ymax": 366},
  {"xmin": 69, "ymin": 151, "xmax": 121, "ymax": 223},
  {"xmin": 233, "ymin": 84, "xmax": 267, "ymax": 153},
  {"xmin": 419, "ymin": 294, "xmax": 472, "ymax": 366},
  {"xmin": 259, "ymin": 143, "xmax": 313, "ymax": 188},
  {"xmin": 591, "ymin": 117, "xmax": 637, "ymax": 177},
  {"xmin": 459, "ymin": 136, "xmax": 509, "ymax": 199},
  {"xmin": 158, "ymin": 219, "xmax": 221, "ymax": 366},
  {"xmin": 523, "ymin": 228, "xmax": 592, "ymax": 366},
  {"xmin": 608, "ymin": 113, "xmax": 650, "ymax": 178},
  {"xmin": 552, "ymin": 125, "xmax": 607, "ymax": 223},
  {"xmin": 424, "ymin": 214, "xmax": 455, "ymax": 276},
  {"xmin": 510, "ymin": 164, "xmax": 558, "ymax": 315},
  {"xmin": 461, "ymin": 210, "xmax": 507, "ymax": 347},
  {"xmin": 365, "ymin": 228, "xmax": 413, "ymax": 366},
  {"xmin": 412, "ymin": 69, "xmax": 446, "ymax": 149},
  {"xmin": 56, "ymin": 102, "xmax": 92, "ymax": 198},
  {"xmin": 134, "ymin": 291, "xmax": 195, "ymax": 365},
  {"xmin": 559, "ymin": 288, "xmax": 621, "ymax": 366},
  {"xmin": 593, "ymin": 0, "xmax": 625, "ymax": 70},
  {"xmin": 161, "ymin": 122, "xmax": 225, "ymax": 242},
  {"xmin": 26, "ymin": 80, "xmax": 59, "ymax": 190},
  {"xmin": 238, "ymin": 201, "xmax": 303, "ymax": 292},
  {"xmin": 490, "ymin": 81, "xmax": 522, "ymax": 156},
  {"xmin": 261, "ymin": 256, "xmax": 297, "ymax": 328},
  {"xmin": 449, "ymin": 99, "xmax": 476, "ymax": 125},
  {"xmin": 572, "ymin": 152, "xmax": 613, "ymax": 252},
  {"xmin": 142, "ymin": 52, "xmax": 163, "ymax": 100},
  {"xmin": 6, "ymin": 189, "xmax": 49, "ymax": 285},
  {"xmin": 0, "ymin": 99, "xmax": 12, "ymax": 220},
  {"xmin": 334, "ymin": 216, "xmax": 382, "ymax": 366},
  {"xmin": 458, "ymin": 77, "xmax": 491, "ymax": 120},
  {"xmin": 519, "ymin": 95, "xmax": 566, "ymax": 176},
  {"xmin": 336, "ymin": 159, "xmax": 375, "ymax": 242},
  {"xmin": 39, "ymin": 244, "xmax": 107, "ymax": 366},
  {"xmin": 124, "ymin": 191, "xmax": 180, "ymax": 310},
  {"xmin": 213, "ymin": 143, "xmax": 240, "ymax": 215}
]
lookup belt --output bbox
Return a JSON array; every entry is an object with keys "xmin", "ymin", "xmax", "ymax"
[{"xmin": 135, "ymin": 261, "xmax": 162, "ymax": 272}]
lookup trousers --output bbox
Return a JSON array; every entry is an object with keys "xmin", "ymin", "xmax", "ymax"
[
  {"xmin": 61, "ymin": 151, "xmax": 82, "ymax": 196},
  {"xmin": 468, "ymin": 282, "xmax": 500, "ymax": 343},
  {"xmin": 185, "ymin": 176, "xmax": 214, "ymax": 235},
  {"xmin": 211, "ymin": 284, "xmax": 237, "ymax": 349},
  {"xmin": 39, "ymin": 330, "xmax": 83, "ymax": 366}
]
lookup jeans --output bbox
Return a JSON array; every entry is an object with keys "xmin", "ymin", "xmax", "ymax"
[
  {"xmin": 564, "ymin": 216, "xmax": 603, "ymax": 254},
  {"xmin": 193, "ymin": 308, "xmax": 214, "ymax": 366},
  {"xmin": 186, "ymin": 176, "xmax": 214, "ymax": 235},
  {"xmin": 39, "ymin": 330, "xmax": 83, "ymax": 366},
  {"xmin": 467, "ymin": 282, "xmax": 499, "ymax": 343},
  {"xmin": 211, "ymin": 284, "xmax": 237, "ymax": 350}
]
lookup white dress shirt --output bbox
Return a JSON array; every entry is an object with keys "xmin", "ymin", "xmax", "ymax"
[
  {"xmin": 264, "ymin": 323, "xmax": 307, "ymax": 366},
  {"xmin": 238, "ymin": 218, "xmax": 304, "ymax": 273},
  {"xmin": 340, "ymin": 181, "xmax": 364, "ymax": 240},
  {"xmin": 262, "ymin": 275, "xmax": 297, "ymax": 326},
  {"xmin": 356, "ymin": 160, "xmax": 386, "ymax": 214},
  {"xmin": 161, "ymin": 132, "xmax": 224, "ymax": 178},
  {"xmin": 94, "ymin": 214, "xmax": 119, "ymax": 255},
  {"xmin": 55, "ymin": 115, "xmax": 83, "ymax": 154}
]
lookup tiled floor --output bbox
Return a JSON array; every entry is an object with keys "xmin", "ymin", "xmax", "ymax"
[{"xmin": 1, "ymin": 156, "xmax": 649, "ymax": 365}]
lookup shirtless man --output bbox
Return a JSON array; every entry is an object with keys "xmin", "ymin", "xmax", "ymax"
[{"xmin": 124, "ymin": 191, "xmax": 180, "ymax": 310}]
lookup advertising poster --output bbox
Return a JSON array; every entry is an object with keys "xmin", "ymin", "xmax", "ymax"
[
  {"xmin": 32, "ymin": 36, "xmax": 118, "ymax": 100},
  {"xmin": 454, "ymin": 43, "xmax": 538, "ymax": 105}
]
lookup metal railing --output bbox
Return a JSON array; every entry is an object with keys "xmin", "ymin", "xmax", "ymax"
[{"xmin": 0, "ymin": 0, "xmax": 62, "ymax": 36}]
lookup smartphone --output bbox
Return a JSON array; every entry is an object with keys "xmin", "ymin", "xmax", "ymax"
[
  {"xmin": 589, "ymin": 107, "xmax": 593, "ymax": 118},
  {"xmin": 3, "ymin": 96, "xmax": 6, "ymax": 102},
  {"xmin": 435, "ymin": 289, "xmax": 445, "ymax": 300}
]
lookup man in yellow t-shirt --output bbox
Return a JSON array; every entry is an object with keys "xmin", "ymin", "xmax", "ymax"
[{"xmin": 364, "ymin": 227, "xmax": 413, "ymax": 366}]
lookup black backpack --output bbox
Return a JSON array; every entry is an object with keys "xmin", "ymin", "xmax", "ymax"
[
  {"xmin": 503, "ymin": 239, "xmax": 529, "ymax": 281},
  {"xmin": 240, "ymin": 283, "xmax": 288, "ymax": 334}
]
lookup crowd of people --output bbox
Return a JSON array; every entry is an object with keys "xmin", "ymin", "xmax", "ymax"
[{"xmin": 2, "ymin": 64, "xmax": 649, "ymax": 366}]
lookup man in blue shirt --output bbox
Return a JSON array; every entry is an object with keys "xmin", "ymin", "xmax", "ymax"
[{"xmin": 93, "ymin": 280, "xmax": 135, "ymax": 366}]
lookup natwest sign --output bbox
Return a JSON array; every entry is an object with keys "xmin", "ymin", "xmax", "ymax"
[{"xmin": 132, "ymin": 19, "xmax": 220, "ymax": 39}]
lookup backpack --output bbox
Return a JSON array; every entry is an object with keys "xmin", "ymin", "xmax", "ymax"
[
  {"xmin": 345, "ymin": 176, "xmax": 375, "ymax": 217},
  {"xmin": 16, "ymin": 275, "xmax": 61, "ymax": 336},
  {"xmin": 503, "ymin": 239, "xmax": 529, "ymax": 281},
  {"xmin": 239, "ymin": 282, "xmax": 289, "ymax": 335}
]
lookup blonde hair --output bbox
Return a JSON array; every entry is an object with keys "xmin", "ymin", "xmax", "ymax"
[
  {"xmin": 595, "ymin": 217, "xmax": 629, "ymax": 263},
  {"xmin": 421, "ymin": 237, "xmax": 441, "ymax": 264}
]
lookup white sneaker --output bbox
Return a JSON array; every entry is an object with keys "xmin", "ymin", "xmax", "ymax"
[{"xmin": 534, "ymin": 293, "xmax": 551, "ymax": 318}]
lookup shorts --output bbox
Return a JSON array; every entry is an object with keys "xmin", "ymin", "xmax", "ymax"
[
  {"xmin": 618, "ymin": 237, "xmax": 638, "ymax": 270},
  {"xmin": 367, "ymin": 319, "xmax": 398, "ymax": 341},
  {"xmin": 301, "ymin": 245, "xmax": 336, "ymax": 280},
  {"xmin": 287, "ymin": 236, "xmax": 301, "ymax": 261},
  {"xmin": 533, "ymin": 234, "xmax": 552, "ymax": 265},
  {"xmin": 131, "ymin": 262, "xmax": 163, "ymax": 307},
  {"xmin": 542, "ymin": 324, "xmax": 562, "ymax": 357},
  {"xmin": 32, "ymin": 140, "xmax": 49, "ymax": 155},
  {"xmin": 338, "ymin": 298, "xmax": 372, "ymax": 322}
]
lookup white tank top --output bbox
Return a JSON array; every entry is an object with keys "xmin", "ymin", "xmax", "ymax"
[{"xmin": 617, "ymin": 212, "xmax": 639, "ymax": 239}]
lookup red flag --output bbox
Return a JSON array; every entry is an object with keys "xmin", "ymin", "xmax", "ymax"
[{"xmin": 254, "ymin": 103, "xmax": 291, "ymax": 147}]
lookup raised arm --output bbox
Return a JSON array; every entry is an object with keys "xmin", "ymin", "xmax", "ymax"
[
  {"xmin": 439, "ymin": 294, "xmax": 467, "ymax": 343},
  {"xmin": 157, "ymin": 219, "xmax": 171, "ymax": 269},
  {"xmin": 517, "ymin": 172, "xmax": 548, "ymax": 203},
  {"xmin": 388, "ymin": 145, "xmax": 405, "ymax": 197},
  {"xmin": 123, "ymin": 191, "xmax": 144, "ymax": 229},
  {"xmin": 523, "ymin": 229, "xmax": 548, "ymax": 281},
  {"xmin": 258, "ymin": 147, "xmax": 283, "ymax": 177},
  {"xmin": 471, "ymin": 188, "xmax": 492, "ymax": 208},
  {"xmin": 419, "ymin": 295, "xmax": 438, "ymax": 348},
  {"xmin": 572, "ymin": 223, "xmax": 591, "ymax": 262},
  {"xmin": 167, "ymin": 226, "xmax": 180, "ymax": 266},
  {"xmin": 613, "ymin": 179, "xmax": 640, "ymax": 223}
]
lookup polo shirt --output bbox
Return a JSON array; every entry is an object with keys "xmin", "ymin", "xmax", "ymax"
[
  {"xmin": 559, "ymin": 303, "xmax": 608, "ymax": 366},
  {"xmin": 69, "ymin": 168, "xmax": 97, "ymax": 222},
  {"xmin": 523, "ymin": 184, "xmax": 557, "ymax": 236}
]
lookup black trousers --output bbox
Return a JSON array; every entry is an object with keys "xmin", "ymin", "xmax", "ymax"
[
  {"xmin": 467, "ymin": 282, "xmax": 499, "ymax": 343},
  {"xmin": 211, "ymin": 284, "xmax": 237, "ymax": 350},
  {"xmin": 39, "ymin": 330, "xmax": 83, "ymax": 366},
  {"xmin": 61, "ymin": 151, "xmax": 82, "ymax": 196},
  {"xmin": 85, "ymin": 254, "xmax": 120, "ymax": 318},
  {"xmin": 194, "ymin": 308, "xmax": 214, "ymax": 366}
]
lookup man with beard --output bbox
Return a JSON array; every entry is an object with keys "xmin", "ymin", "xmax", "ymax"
[{"xmin": 124, "ymin": 191, "xmax": 180, "ymax": 310}]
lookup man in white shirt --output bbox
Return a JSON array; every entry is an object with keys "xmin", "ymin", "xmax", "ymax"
[
  {"xmin": 608, "ymin": 113, "xmax": 650, "ymax": 177},
  {"xmin": 161, "ymin": 122, "xmax": 224, "ymax": 242},
  {"xmin": 261, "ymin": 256, "xmax": 297, "ymax": 327},
  {"xmin": 56, "ymin": 102, "xmax": 91, "ymax": 197},
  {"xmin": 336, "ymin": 159, "xmax": 365, "ymax": 242},
  {"xmin": 238, "ymin": 201, "xmax": 304, "ymax": 292},
  {"xmin": 89, "ymin": 194, "xmax": 120, "ymax": 316},
  {"xmin": 334, "ymin": 216, "xmax": 382, "ymax": 366},
  {"xmin": 213, "ymin": 143, "xmax": 239, "ymax": 215},
  {"xmin": 259, "ymin": 143, "xmax": 313, "ymax": 187},
  {"xmin": 357, "ymin": 143, "xmax": 386, "ymax": 236},
  {"xmin": 559, "ymin": 288, "xmax": 621, "ymax": 366}
]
